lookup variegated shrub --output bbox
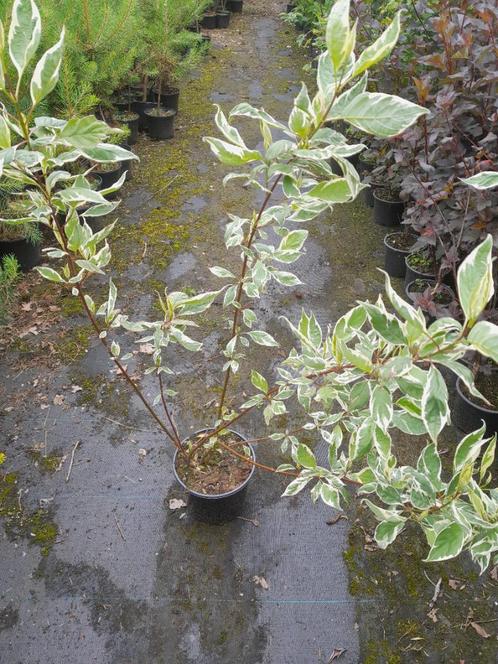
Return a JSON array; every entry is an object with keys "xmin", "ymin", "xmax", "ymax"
[{"xmin": 0, "ymin": 0, "xmax": 496, "ymax": 569}]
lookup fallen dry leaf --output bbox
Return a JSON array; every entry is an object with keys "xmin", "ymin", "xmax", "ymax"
[
  {"xmin": 328, "ymin": 648, "xmax": 346, "ymax": 661},
  {"xmin": 252, "ymin": 575, "xmax": 269, "ymax": 590},
  {"xmin": 138, "ymin": 448, "xmax": 147, "ymax": 461},
  {"xmin": 71, "ymin": 385, "xmax": 83, "ymax": 393},
  {"xmin": 21, "ymin": 302, "xmax": 32, "ymax": 311},
  {"xmin": 490, "ymin": 565, "xmax": 497, "ymax": 582},
  {"xmin": 470, "ymin": 622, "xmax": 491, "ymax": 639},
  {"xmin": 427, "ymin": 608, "xmax": 438, "ymax": 623},
  {"xmin": 139, "ymin": 343, "xmax": 154, "ymax": 355},
  {"xmin": 448, "ymin": 579, "xmax": 462, "ymax": 590},
  {"xmin": 53, "ymin": 394, "xmax": 65, "ymax": 406},
  {"xmin": 168, "ymin": 498, "xmax": 187, "ymax": 510}
]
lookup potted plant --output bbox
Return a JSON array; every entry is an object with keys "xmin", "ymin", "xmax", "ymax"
[
  {"xmin": 0, "ymin": 188, "xmax": 42, "ymax": 272},
  {"xmin": 405, "ymin": 278, "xmax": 456, "ymax": 322},
  {"xmin": 215, "ymin": 0, "xmax": 231, "ymax": 29},
  {"xmin": 383, "ymin": 229, "xmax": 417, "ymax": 278},
  {"xmin": 404, "ymin": 246, "xmax": 437, "ymax": 286},
  {"xmin": 373, "ymin": 183, "xmax": 404, "ymax": 226},
  {"xmin": 139, "ymin": 1, "xmax": 209, "ymax": 137},
  {"xmin": 3, "ymin": 0, "xmax": 498, "ymax": 569}
]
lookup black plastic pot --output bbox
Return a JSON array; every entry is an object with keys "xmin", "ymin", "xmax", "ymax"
[
  {"xmin": 286, "ymin": 2, "xmax": 296, "ymax": 12},
  {"xmin": 384, "ymin": 232, "xmax": 416, "ymax": 278},
  {"xmin": 453, "ymin": 377, "xmax": 498, "ymax": 436},
  {"xmin": 144, "ymin": 109, "xmax": 176, "ymax": 140},
  {"xmin": 117, "ymin": 112, "xmax": 139, "ymax": 145},
  {"xmin": 405, "ymin": 279, "xmax": 453, "ymax": 304},
  {"xmin": 404, "ymin": 254, "xmax": 436, "ymax": 287},
  {"xmin": 173, "ymin": 429, "xmax": 255, "ymax": 524},
  {"xmin": 373, "ymin": 189, "xmax": 404, "ymax": 227},
  {"xmin": 216, "ymin": 10, "xmax": 231, "ymax": 28},
  {"xmin": 363, "ymin": 186, "xmax": 374, "ymax": 208},
  {"xmin": 228, "ymin": 0, "xmax": 243, "ymax": 12},
  {"xmin": 154, "ymin": 87, "xmax": 180, "ymax": 113},
  {"xmin": 201, "ymin": 33, "xmax": 211, "ymax": 44},
  {"xmin": 0, "ymin": 238, "xmax": 41, "ymax": 272},
  {"xmin": 131, "ymin": 100, "xmax": 156, "ymax": 131},
  {"xmin": 94, "ymin": 163, "xmax": 123, "ymax": 191},
  {"xmin": 201, "ymin": 13, "xmax": 217, "ymax": 29},
  {"xmin": 119, "ymin": 143, "xmax": 133, "ymax": 181}
]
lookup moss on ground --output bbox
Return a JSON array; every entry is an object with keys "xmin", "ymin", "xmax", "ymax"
[
  {"xmin": 52, "ymin": 323, "xmax": 93, "ymax": 363},
  {"xmin": 0, "ymin": 472, "xmax": 58, "ymax": 556},
  {"xmin": 343, "ymin": 505, "xmax": 497, "ymax": 662}
]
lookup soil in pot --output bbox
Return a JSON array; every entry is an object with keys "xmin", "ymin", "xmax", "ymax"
[
  {"xmin": 216, "ymin": 10, "xmax": 231, "ymax": 28},
  {"xmin": 405, "ymin": 249, "xmax": 437, "ymax": 286},
  {"xmin": 383, "ymin": 230, "xmax": 417, "ymax": 278},
  {"xmin": 373, "ymin": 187, "xmax": 404, "ymax": 227},
  {"xmin": 201, "ymin": 13, "xmax": 217, "ymax": 29},
  {"xmin": 144, "ymin": 107, "xmax": 176, "ymax": 140},
  {"xmin": 115, "ymin": 111, "xmax": 139, "ymax": 145},
  {"xmin": 175, "ymin": 430, "xmax": 252, "ymax": 496},
  {"xmin": 464, "ymin": 370, "xmax": 498, "ymax": 411}
]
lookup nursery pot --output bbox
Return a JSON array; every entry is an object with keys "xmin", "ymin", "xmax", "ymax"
[
  {"xmin": 0, "ymin": 238, "xmax": 41, "ymax": 272},
  {"xmin": 362, "ymin": 185, "xmax": 375, "ymax": 208},
  {"xmin": 216, "ymin": 10, "xmax": 231, "ymax": 28},
  {"xmin": 131, "ymin": 100, "xmax": 156, "ymax": 131},
  {"xmin": 404, "ymin": 253, "xmax": 436, "ymax": 287},
  {"xmin": 453, "ymin": 377, "xmax": 498, "ymax": 437},
  {"xmin": 117, "ymin": 112, "xmax": 139, "ymax": 145},
  {"xmin": 201, "ymin": 13, "xmax": 217, "ymax": 29},
  {"xmin": 94, "ymin": 163, "xmax": 123, "ymax": 191},
  {"xmin": 119, "ymin": 144, "xmax": 133, "ymax": 181},
  {"xmin": 173, "ymin": 429, "xmax": 256, "ymax": 524},
  {"xmin": 154, "ymin": 86, "xmax": 180, "ymax": 113},
  {"xmin": 383, "ymin": 231, "xmax": 416, "ymax": 278},
  {"xmin": 373, "ymin": 189, "xmax": 404, "ymax": 227},
  {"xmin": 144, "ymin": 108, "xmax": 176, "ymax": 140},
  {"xmin": 227, "ymin": 0, "xmax": 243, "ymax": 12},
  {"xmin": 405, "ymin": 279, "xmax": 455, "ymax": 327},
  {"xmin": 115, "ymin": 96, "xmax": 137, "ymax": 113}
]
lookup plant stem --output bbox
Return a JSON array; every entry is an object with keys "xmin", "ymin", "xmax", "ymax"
[
  {"xmin": 158, "ymin": 372, "xmax": 182, "ymax": 446},
  {"xmin": 216, "ymin": 175, "xmax": 283, "ymax": 418}
]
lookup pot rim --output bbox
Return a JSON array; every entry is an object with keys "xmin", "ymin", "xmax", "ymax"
[
  {"xmin": 405, "ymin": 253, "xmax": 436, "ymax": 276},
  {"xmin": 173, "ymin": 428, "xmax": 256, "ymax": 499},
  {"xmin": 456, "ymin": 376, "xmax": 498, "ymax": 415},
  {"xmin": 383, "ymin": 231, "xmax": 416, "ymax": 252},
  {"xmin": 373, "ymin": 188, "xmax": 403, "ymax": 205},
  {"xmin": 405, "ymin": 279, "xmax": 454, "ymax": 308},
  {"xmin": 94, "ymin": 163, "xmax": 122, "ymax": 175},
  {"xmin": 116, "ymin": 111, "xmax": 140, "ymax": 121},
  {"xmin": 143, "ymin": 108, "xmax": 176, "ymax": 118}
]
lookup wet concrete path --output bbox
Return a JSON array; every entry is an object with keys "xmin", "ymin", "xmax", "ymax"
[{"xmin": 1, "ymin": 2, "xmax": 496, "ymax": 663}]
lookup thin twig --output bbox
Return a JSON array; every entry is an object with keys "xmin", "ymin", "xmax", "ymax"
[
  {"xmin": 113, "ymin": 513, "xmax": 126, "ymax": 541},
  {"xmin": 237, "ymin": 516, "xmax": 260, "ymax": 527},
  {"xmin": 65, "ymin": 440, "xmax": 80, "ymax": 483},
  {"xmin": 103, "ymin": 416, "xmax": 153, "ymax": 433}
]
